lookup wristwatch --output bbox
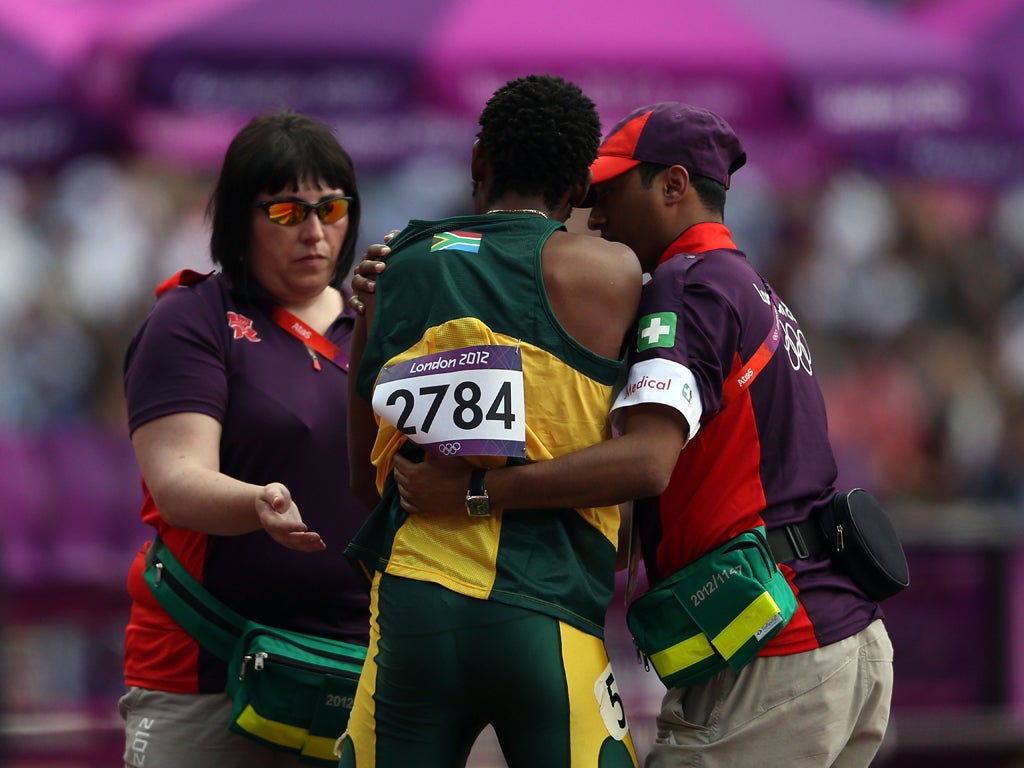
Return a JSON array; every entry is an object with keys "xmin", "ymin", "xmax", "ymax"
[{"xmin": 465, "ymin": 468, "xmax": 490, "ymax": 517}]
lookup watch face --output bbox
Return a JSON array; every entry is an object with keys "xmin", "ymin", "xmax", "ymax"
[{"xmin": 466, "ymin": 496, "xmax": 491, "ymax": 517}]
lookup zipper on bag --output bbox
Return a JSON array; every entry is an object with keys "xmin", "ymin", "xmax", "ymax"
[
  {"xmin": 153, "ymin": 557, "xmax": 241, "ymax": 637},
  {"xmin": 242, "ymin": 627, "xmax": 365, "ymax": 666},
  {"xmin": 241, "ymin": 649, "xmax": 356, "ymax": 679},
  {"xmin": 237, "ymin": 627, "xmax": 364, "ymax": 681},
  {"xmin": 239, "ymin": 652, "xmax": 269, "ymax": 680}
]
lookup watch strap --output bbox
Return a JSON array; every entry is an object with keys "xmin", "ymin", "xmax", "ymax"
[
  {"xmin": 469, "ymin": 468, "xmax": 487, "ymax": 497},
  {"xmin": 466, "ymin": 468, "xmax": 490, "ymax": 517}
]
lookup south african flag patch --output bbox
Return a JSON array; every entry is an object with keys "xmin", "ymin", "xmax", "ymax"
[{"xmin": 431, "ymin": 231, "xmax": 483, "ymax": 253}]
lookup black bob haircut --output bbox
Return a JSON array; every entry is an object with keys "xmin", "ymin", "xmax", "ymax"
[
  {"xmin": 477, "ymin": 74, "xmax": 601, "ymax": 210},
  {"xmin": 207, "ymin": 110, "xmax": 361, "ymax": 294}
]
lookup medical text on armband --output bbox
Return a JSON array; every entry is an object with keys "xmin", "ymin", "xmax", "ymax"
[
  {"xmin": 690, "ymin": 565, "xmax": 743, "ymax": 607},
  {"xmin": 624, "ymin": 375, "xmax": 672, "ymax": 397}
]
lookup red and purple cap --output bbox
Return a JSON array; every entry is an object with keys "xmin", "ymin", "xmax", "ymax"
[{"xmin": 589, "ymin": 102, "xmax": 747, "ymax": 189}]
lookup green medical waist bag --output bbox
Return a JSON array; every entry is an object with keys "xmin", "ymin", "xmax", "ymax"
[
  {"xmin": 626, "ymin": 526, "xmax": 797, "ymax": 689},
  {"xmin": 143, "ymin": 538, "xmax": 366, "ymax": 766}
]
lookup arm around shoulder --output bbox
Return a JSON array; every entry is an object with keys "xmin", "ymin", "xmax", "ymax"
[{"xmin": 483, "ymin": 402, "xmax": 687, "ymax": 511}]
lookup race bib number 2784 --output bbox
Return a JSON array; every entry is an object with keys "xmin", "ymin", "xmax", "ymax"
[{"xmin": 372, "ymin": 345, "xmax": 526, "ymax": 458}]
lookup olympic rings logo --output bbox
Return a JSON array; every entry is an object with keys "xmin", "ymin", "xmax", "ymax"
[
  {"xmin": 782, "ymin": 322, "xmax": 813, "ymax": 375},
  {"xmin": 437, "ymin": 442, "xmax": 462, "ymax": 456}
]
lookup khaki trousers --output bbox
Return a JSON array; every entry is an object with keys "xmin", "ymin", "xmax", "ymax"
[
  {"xmin": 119, "ymin": 687, "xmax": 308, "ymax": 768},
  {"xmin": 645, "ymin": 619, "xmax": 893, "ymax": 768}
]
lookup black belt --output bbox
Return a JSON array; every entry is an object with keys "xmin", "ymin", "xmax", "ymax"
[{"xmin": 766, "ymin": 518, "xmax": 828, "ymax": 562}]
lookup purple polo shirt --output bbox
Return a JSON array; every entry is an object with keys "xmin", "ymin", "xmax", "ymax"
[
  {"xmin": 123, "ymin": 272, "xmax": 369, "ymax": 692},
  {"xmin": 611, "ymin": 223, "xmax": 882, "ymax": 653}
]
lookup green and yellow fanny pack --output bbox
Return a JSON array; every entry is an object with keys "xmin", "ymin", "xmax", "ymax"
[
  {"xmin": 626, "ymin": 527, "xmax": 796, "ymax": 688},
  {"xmin": 143, "ymin": 538, "xmax": 366, "ymax": 765}
]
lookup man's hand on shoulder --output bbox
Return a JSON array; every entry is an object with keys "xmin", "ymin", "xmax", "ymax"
[{"xmin": 348, "ymin": 230, "xmax": 399, "ymax": 314}]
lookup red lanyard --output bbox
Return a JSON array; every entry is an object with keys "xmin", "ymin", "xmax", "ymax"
[
  {"xmin": 721, "ymin": 301, "xmax": 780, "ymax": 407},
  {"xmin": 271, "ymin": 306, "xmax": 350, "ymax": 373}
]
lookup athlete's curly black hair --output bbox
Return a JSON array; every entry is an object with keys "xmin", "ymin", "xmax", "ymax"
[{"xmin": 477, "ymin": 74, "xmax": 601, "ymax": 210}]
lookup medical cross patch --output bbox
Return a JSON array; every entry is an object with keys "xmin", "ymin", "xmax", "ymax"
[{"xmin": 637, "ymin": 312, "xmax": 676, "ymax": 351}]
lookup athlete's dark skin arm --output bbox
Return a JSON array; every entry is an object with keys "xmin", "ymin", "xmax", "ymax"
[{"xmin": 392, "ymin": 404, "xmax": 688, "ymax": 516}]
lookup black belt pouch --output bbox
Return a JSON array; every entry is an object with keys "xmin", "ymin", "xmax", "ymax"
[{"xmin": 819, "ymin": 488, "xmax": 910, "ymax": 601}]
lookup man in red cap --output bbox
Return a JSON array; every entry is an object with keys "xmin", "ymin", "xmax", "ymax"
[{"xmin": 384, "ymin": 101, "xmax": 895, "ymax": 767}]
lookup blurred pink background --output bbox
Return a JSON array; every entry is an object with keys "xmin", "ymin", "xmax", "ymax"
[{"xmin": 2, "ymin": 0, "xmax": 1024, "ymax": 765}]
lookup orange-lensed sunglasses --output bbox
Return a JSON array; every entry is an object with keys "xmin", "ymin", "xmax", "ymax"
[{"xmin": 255, "ymin": 196, "xmax": 353, "ymax": 226}]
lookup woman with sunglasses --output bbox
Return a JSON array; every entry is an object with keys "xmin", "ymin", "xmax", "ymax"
[{"xmin": 118, "ymin": 110, "xmax": 369, "ymax": 768}]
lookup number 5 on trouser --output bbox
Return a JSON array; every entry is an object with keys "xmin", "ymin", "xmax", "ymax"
[{"xmin": 336, "ymin": 574, "xmax": 639, "ymax": 768}]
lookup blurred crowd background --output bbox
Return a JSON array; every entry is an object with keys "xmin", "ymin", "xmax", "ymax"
[{"xmin": 1, "ymin": 0, "xmax": 1024, "ymax": 765}]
